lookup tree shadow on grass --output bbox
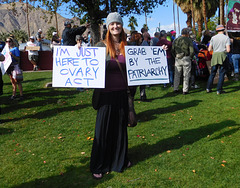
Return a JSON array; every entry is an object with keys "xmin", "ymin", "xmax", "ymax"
[
  {"xmin": 1, "ymin": 88, "xmax": 91, "ymax": 115},
  {"xmin": 2, "ymin": 103, "xmax": 91, "ymax": 123},
  {"xmin": 137, "ymin": 100, "xmax": 202, "ymax": 122},
  {"xmin": 129, "ymin": 120, "xmax": 238, "ymax": 166},
  {"xmin": 0, "ymin": 127, "xmax": 14, "ymax": 135},
  {"xmin": 14, "ymin": 164, "xmax": 114, "ymax": 188}
]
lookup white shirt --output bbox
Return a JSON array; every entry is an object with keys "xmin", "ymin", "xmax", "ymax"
[{"xmin": 26, "ymin": 41, "xmax": 38, "ymax": 56}]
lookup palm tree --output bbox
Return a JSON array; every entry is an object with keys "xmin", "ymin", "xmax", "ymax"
[
  {"xmin": 190, "ymin": 0, "xmax": 196, "ymax": 34},
  {"xmin": 174, "ymin": 0, "xmax": 219, "ymax": 36},
  {"xmin": 128, "ymin": 16, "xmax": 138, "ymax": 32},
  {"xmin": 219, "ymin": 0, "xmax": 225, "ymax": 25},
  {"xmin": 202, "ymin": 0, "xmax": 207, "ymax": 30}
]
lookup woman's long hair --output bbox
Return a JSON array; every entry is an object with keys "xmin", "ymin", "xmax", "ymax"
[{"xmin": 105, "ymin": 28, "xmax": 127, "ymax": 58}]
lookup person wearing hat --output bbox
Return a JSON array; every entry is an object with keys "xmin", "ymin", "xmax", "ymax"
[
  {"xmin": 90, "ymin": 12, "xmax": 131, "ymax": 179},
  {"xmin": 62, "ymin": 20, "xmax": 89, "ymax": 46},
  {"xmin": 157, "ymin": 30, "xmax": 174, "ymax": 87},
  {"xmin": 171, "ymin": 28, "xmax": 194, "ymax": 95},
  {"xmin": 51, "ymin": 32, "xmax": 61, "ymax": 46},
  {"xmin": 9, "ymin": 34, "xmax": 19, "ymax": 48},
  {"xmin": 170, "ymin": 30, "xmax": 176, "ymax": 41},
  {"xmin": 24, "ymin": 36, "xmax": 40, "ymax": 71},
  {"xmin": 206, "ymin": 25, "xmax": 231, "ymax": 94},
  {"xmin": 36, "ymin": 29, "xmax": 44, "ymax": 51}
]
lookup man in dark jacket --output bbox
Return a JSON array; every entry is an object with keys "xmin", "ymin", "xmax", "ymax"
[
  {"xmin": 171, "ymin": 28, "xmax": 194, "ymax": 95},
  {"xmin": 62, "ymin": 20, "xmax": 89, "ymax": 46}
]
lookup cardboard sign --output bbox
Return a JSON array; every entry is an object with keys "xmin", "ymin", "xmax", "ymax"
[
  {"xmin": 125, "ymin": 46, "xmax": 169, "ymax": 86},
  {"xmin": 0, "ymin": 45, "xmax": 12, "ymax": 75},
  {"xmin": 25, "ymin": 46, "xmax": 40, "ymax": 51},
  {"xmin": 52, "ymin": 46, "xmax": 106, "ymax": 88}
]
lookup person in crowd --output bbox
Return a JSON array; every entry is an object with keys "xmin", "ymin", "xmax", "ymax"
[
  {"xmin": 139, "ymin": 32, "xmax": 151, "ymax": 101},
  {"xmin": 230, "ymin": 34, "xmax": 240, "ymax": 81},
  {"xmin": 36, "ymin": 29, "xmax": 44, "ymax": 51},
  {"xmin": 0, "ymin": 41, "xmax": 5, "ymax": 52},
  {"xmin": 90, "ymin": 12, "xmax": 131, "ymax": 179},
  {"xmin": 127, "ymin": 32, "xmax": 143, "ymax": 97},
  {"xmin": 62, "ymin": 20, "xmax": 89, "ymax": 46},
  {"xmin": 0, "ymin": 52, "xmax": 5, "ymax": 124},
  {"xmin": 51, "ymin": 32, "xmax": 61, "ymax": 47},
  {"xmin": 150, "ymin": 32, "xmax": 160, "ymax": 46},
  {"xmin": 102, "ymin": 24, "xmax": 108, "ymax": 40},
  {"xmin": 5, "ymin": 37, "xmax": 23, "ymax": 100},
  {"xmin": 9, "ymin": 34, "xmax": 19, "ymax": 48},
  {"xmin": 157, "ymin": 30, "xmax": 174, "ymax": 87},
  {"xmin": 140, "ymin": 27, "xmax": 148, "ymax": 41},
  {"xmin": 24, "ymin": 36, "xmax": 40, "ymax": 71},
  {"xmin": 170, "ymin": 30, "xmax": 176, "ymax": 41},
  {"xmin": 75, "ymin": 35, "xmax": 86, "ymax": 49},
  {"xmin": 87, "ymin": 31, "xmax": 92, "ymax": 46},
  {"xmin": 166, "ymin": 31, "xmax": 172, "ymax": 42},
  {"xmin": 128, "ymin": 32, "xmax": 142, "ymax": 46},
  {"xmin": 206, "ymin": 25, "xmax": 231, "ymax": 94},
  {"xmin": 189, "ymin": 33, "xmax": 200, "ymax": 89},
  {"xmin": 171, "ymin": 28, "xmax": 194, "ymax": 95},
  {"xmin": 201, "ymin": 30, "xmax": 211, "ymax": 47},
  {"xmin": 141, "ymin": 27, "xmax": 147, "ymax": 35}
]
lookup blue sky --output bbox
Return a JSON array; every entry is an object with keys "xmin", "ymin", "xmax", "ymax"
[
  {"xmin": 122, "ymin": 0, "xmax": 187, "ymax": 37},
  {"xmin": 59, "ymin": 0, "xmax": 187, "ymax": 37}
]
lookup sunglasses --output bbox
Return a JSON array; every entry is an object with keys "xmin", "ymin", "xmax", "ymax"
[{"xmin": 6, "ymin": 40, "xmax": 12, "ymax": 42}]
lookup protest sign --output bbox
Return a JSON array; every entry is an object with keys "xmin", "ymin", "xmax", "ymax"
[
  {"xmin": 227, "ymin": 0, "xmax": 240, "ymax": 32},
  {"xmin": 0, "ymin": 45, "xmax": 12, "ymax": 75},
  {"xmin": 52, "ymin": 46, "xmax": 106, "ymax": 88},
  {"xmin": 125, "ymin": 46, "xmax": 169, "ymax": 86},
  {"xmin": 25, "ymin": 46, "xmax": 40, "ymax": 51}
]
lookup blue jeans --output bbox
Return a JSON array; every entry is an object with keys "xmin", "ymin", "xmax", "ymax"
[
  {"xmin": 167, "ymin": 58, "xmax": 174, "ymax": 84},
  {"xmin": 206, "ymin": 64, "xmax": 226, "ymax": 92},
  {"xmin": 231, "ymin": 54, "xmax": 240, "ymax": 74}
]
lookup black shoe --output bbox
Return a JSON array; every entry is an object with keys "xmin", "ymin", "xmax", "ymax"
[
  {"xmin": 174, "ymin": 90, "xmax": 179, "ymax": 93},
  {"xmin": 217, "ymin": 90, "xmax": 226, "ymax": 95},
  {"xmin": 183, "ymin": 92, "xmax": 189, "ymax": 95},
  {"xmin": 10, "ymin": 95, "xmax": 17, "ymax": 100},
  {"xmin": 140, "ymin": 96, "xmax": 147, "ymax": 101},
  {"xmin": 19, "ymin": 96, "xmax": 24, "ymax": 100},
  {"xmin": 206, "ymin": 89, "xmax": 212, "ymax": 93}
]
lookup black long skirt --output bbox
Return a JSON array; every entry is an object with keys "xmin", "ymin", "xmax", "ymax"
[{"xmin": 90, "ymin": 90, "xmax": 129, "ymax": 174}]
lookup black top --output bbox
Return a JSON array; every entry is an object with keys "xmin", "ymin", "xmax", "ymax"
[
  {"xmin": 232, "ymin": 39, "xmax": 240, "ymax": 54},
  {"xmin": 62, "ymin": 26, "xmax": 86, "ymax": 46}
]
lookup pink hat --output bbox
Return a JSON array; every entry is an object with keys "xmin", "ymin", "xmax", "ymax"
[{"xmin": 170, "ymin": 30, "xmax": 176, "ymax": 35}]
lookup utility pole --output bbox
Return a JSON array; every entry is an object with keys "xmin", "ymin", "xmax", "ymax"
[{"xmin": 173, "ymin": 0, "xmax": 176, "ymax": 32}]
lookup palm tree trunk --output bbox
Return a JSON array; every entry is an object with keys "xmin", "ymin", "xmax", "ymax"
[
  {"xmin": 220, "ymin": 0, "xmax": 225, "ymax": 25},
  {"xmin": 54, "ymin": 11, "xmax": 59, "ymax": 34},
  {"xmin": 202, "ymin": 0, "xmax": 208, "ymax": 30},
  {"xmin": 190, "ymin": 0, "xmax": 196, "ymax": 34},
  {"xmin": 26, "ymin": 0, "xmax": 30, "ymax": 37}
]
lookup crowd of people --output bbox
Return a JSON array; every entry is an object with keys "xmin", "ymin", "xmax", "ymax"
[{"xmin": 0, "ymin": 11, "xmax": 239, "ymax": 180}]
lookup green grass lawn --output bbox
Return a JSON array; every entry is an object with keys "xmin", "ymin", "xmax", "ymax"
[{"xmin": 0, "ymin": 71, "xmax": 239, "ymax": 188}]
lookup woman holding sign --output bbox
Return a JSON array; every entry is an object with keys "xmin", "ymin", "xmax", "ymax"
[
  {"xmin": 6, "ymin": 37, "xmax": 23, "ymax": 100},
  {"xmin": 90, "ymin": 12, "xmax": 131, "ymax": 179}
]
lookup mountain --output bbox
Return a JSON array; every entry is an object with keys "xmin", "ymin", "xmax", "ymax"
[{"xmin": 0, "ymin": 2, "xmax": 80, "ymax": 37}]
